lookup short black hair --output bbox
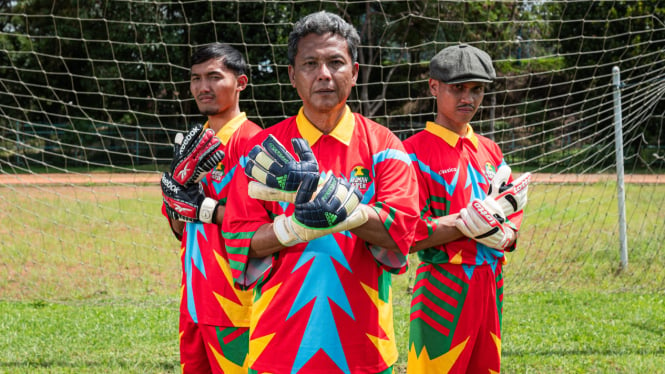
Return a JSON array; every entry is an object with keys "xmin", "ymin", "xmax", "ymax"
[
  {"xmin": 190, "ymin": 43, "xmax": 248, "ymax": 76},
  {"xmin": 287, "ymin": 11, "xmax": 360, "ymax": 65}
]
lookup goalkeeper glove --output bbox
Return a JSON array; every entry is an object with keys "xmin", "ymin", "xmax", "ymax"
[
  {"xmin": 455, "ymin": 198, "xmax": 515, "ymax": 251},
  {"xmin": 245, "ymin": 135, "xmax": 319, "ymax": 204},
  {"xmin": 170, "ymin": 124, "xmax": 225, "ymax": 187},
  {"xmin": 161, "ymin": 172, "xmax": 219, "ymax": 223},
  {"xmin": 272, "ymin": 174, "xmax": 368, "ymax": 247},
  {"xmin": 487, "ymin": 165, "xmax": 531, "ymax": 217}
]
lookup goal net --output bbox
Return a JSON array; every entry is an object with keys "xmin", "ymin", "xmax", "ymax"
[{"xmin": 1, "ymin": 1, "xmax": 664, "ymax": 303}]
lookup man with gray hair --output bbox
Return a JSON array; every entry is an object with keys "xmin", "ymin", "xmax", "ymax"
[{"xmin": 223, "ymin": 11, "xmax": 419, "ymax": 373}]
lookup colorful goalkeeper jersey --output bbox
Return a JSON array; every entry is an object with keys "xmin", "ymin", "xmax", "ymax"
[
  {"xmin": 171, "ymin": 113, "xmax": 261, "ymax": 327},
  {"xmin": 222, "ymin": 106, "xmax": 419, "ymax": 373},
  {"xmin": 403, "ymin": 121, "xmax": 523, "ymax": 268}
]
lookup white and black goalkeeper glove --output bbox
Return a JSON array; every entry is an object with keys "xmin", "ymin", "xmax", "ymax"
[
  {"xmin": 456, "ymin": 198, "xmax": 515, "ymax": 251},
  {"xmin": 487, "ymin": 165, "xmax": 531, "ymax": 217},
  {"xmin": 272, "ymin": 174, "xmax": 368, "ymax": 247},
  {"xmin": 161, "ymin": 172, "xmax": 219, "ymax": 224},
  {"xmin": 245, "ymin": 135, "xmax": 319, "ymax": 204},
  {"xmin": 170, "ymin": 124, "xmax": 225, "ymax": 187}
]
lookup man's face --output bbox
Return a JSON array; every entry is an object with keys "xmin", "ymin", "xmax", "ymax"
[
  {"xmin": 190, "ymin": 58, "xmax": 246, "ymax": 116},
  {"xmin": 430, "ymin": 79, "xmax": 485, "ymax": 133},
  {"xmin": 288, "ymin": 32, "xmax": 359, "ymax": 116}
]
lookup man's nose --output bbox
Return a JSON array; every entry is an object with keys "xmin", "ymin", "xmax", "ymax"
[{"xmin": 316, "ymin": 63, "xmax": 332, "ymax": 80}]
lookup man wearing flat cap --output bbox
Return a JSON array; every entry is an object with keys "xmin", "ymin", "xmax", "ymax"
[{"xmin": 403, "ymin": 44, "xmax": 529, "ymax": 373}]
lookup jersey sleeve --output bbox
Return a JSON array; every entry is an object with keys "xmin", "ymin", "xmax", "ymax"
[
  {"xmin": 407, "ymin": 139, "xmax": 440, "ymax": 235},
  {"xmin": 221, "ymin": 132, "xmax": 275, "ymax": 289},
  {"xmin": 365, "ymin": 130, "xmax": 419, "ymax": 274}
]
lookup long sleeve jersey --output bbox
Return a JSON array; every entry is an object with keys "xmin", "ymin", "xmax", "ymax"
[
  {"xmin": 222, "ymin": 106, "xmax": 419, "ymax": 373},
  {"xmin": 163, "ymin": 113, "xmax": 261, "ymax": 327},
  {"xmin": 403, "ymin": 121, "xmax": 523, "ymax": 270}
]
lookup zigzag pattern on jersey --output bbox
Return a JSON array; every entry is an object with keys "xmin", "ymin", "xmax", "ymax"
[
  {"xmin": 286, "ymin": 234, "xmax": 355, "ymax": 374},
  {"xmin": 209, "ymin": 326, "xmax": 249, "ymax": 372},
  {"xmin": 184, "ymin": 222, "xmax": 208, "ymax": 323},
  {"xmin": 495, "ymin": 268, "xmax": 504, "ymax": 331},
  {"xmin": 409, "ymin": 263, "xmax": 469, "ymax": 360}
]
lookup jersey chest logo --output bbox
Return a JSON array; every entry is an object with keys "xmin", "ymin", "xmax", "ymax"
[
  {"xmin": 349, "ymin": 165, "xmax": 372, "ymax": 194},
  {"xmin": 484, "ymin": 162, "xmax": 497, "ymax": 183},
  {"xmin": 211, "ymin": 163, "xmax": 225, "ymax": 182}
]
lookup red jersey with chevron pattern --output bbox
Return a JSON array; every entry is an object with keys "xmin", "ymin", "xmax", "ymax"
[
  {"xmin": 403, "ymin": 121, "xmax": 523, "ymax": 267},
  {"xmin": 165, "ymin": 114, "xmax": 261, "ymax": 327},
  {"xmin": 222, "ymin": 107, "xmax": 419, "ymax": 373}
]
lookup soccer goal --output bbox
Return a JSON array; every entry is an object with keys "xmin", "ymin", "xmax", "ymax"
[{"xmin": 1, "ymin": 1, "xmax": 664, "ymax": 302}]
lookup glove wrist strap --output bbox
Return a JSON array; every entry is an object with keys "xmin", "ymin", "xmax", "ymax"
[
  {"xmin": 273, "ymin": 215, "xmax": 304, "ymax": 247},
  {"xmin": 199, "ymin": 197, "xmax": 219, "ymax": 224}
]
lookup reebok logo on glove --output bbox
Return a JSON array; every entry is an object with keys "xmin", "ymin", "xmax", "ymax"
[
  {"xmin": 173, "ymin": 203, "xmax": 194, "ymax": 215},
  {"xmin": 161, "ymin": 174, "xmax": 181, "ymax": 194},
  {"xmin": 180, "ymin": 128, "xmax": 199, "ymax": 153},
  {"xmin": 176, "ymin": 165, "xmax": 191, "ymax": 182}
]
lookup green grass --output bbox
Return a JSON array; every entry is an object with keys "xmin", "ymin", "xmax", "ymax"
[
  {"xmin": 1, "ymin": 290, "xmax": 662, "ymax": 373},
  {"xmin": 1, "ymin": 182, "xmax": 664, "ymax": 372},
  {"xmin": 0, "ymin": 300, "xmax": 179, "ymax": 373},
  {"xmin": 501, "ymin": 292, "xmax": 665, "ymax": 373}
]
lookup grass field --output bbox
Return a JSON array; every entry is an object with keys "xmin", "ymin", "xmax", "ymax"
[{"xmin": 0, "ymin": 182, "xmax": 664, "ymax": 373}]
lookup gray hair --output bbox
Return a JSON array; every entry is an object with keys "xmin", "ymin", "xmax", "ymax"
[{"xmin": 287, "ymin": 11, "xmax": 360, "ymax": 65}]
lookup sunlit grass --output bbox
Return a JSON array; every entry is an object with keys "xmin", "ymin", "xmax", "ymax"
[{"xmin": 0, "ymin": 182, "xmax": 663, "ymax": 372}]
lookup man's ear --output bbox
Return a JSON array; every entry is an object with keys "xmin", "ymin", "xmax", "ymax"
[
  {"xmin": 429, "ymin": 78, "xmax": 439, "ymax": 96},
  {"xmin": 351, "ymin": 62, "xmax": 359, "ymax": 86},
  {"xmin": 237, "ymin": 74, "xmax": 248, "ymax": 91},
  {"xmin": 288, "ymin": 65, "xmax": 296, "ymax": 88}
]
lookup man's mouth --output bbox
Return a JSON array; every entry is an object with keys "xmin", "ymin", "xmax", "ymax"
[{"xmin": 197, "ymin": 95, "xmax": 215, "ymax": 102}]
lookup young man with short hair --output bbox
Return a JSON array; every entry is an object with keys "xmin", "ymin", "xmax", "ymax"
[{"xmin": 161, "ymin": 42, "xmax": 262, "ymax": 373}]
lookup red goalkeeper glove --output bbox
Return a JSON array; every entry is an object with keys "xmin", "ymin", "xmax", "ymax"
[
  {"xmin": 161, "ymin": 172, "xmax": 219, "ymax": 223},
  {"xmin": 170, "ymin": 124, "xmax": 225, "ymax": 187}
]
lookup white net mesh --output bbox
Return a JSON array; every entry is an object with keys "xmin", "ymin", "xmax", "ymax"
[{"xmin": 0, "ymin": 1, "xmax": 664, "ymax": 302}]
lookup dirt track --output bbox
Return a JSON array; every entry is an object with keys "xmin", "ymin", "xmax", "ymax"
[{"xmin": 0, "ymin": 172, "xmax": 663, "ymax": 185}]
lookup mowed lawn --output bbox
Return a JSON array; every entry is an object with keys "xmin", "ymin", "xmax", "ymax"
[{"xmin": 0, "ymin": 182, "xmax": 663, "ymax": 373}]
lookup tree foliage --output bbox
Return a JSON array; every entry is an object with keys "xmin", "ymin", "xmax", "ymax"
[{"xmin": 1, "ymin": 0, "xmax": 663, "ymax": 168}]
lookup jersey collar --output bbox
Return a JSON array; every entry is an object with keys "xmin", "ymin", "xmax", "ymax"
[
  {"xmin": 296, "ymin": 106, "xmax": 354, "ymax": 146},
  {"xmin": 203, "ymin": 112, "xmax": 248, "ymax": 146},
  {"xmin": 425, "ymin": 121, "xmax": 479, "ymax": 149}
]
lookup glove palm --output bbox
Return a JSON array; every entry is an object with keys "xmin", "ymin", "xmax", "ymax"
[{"xmin": 245, "ymin": 135, "xmax": 319, "ymax": 204}]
